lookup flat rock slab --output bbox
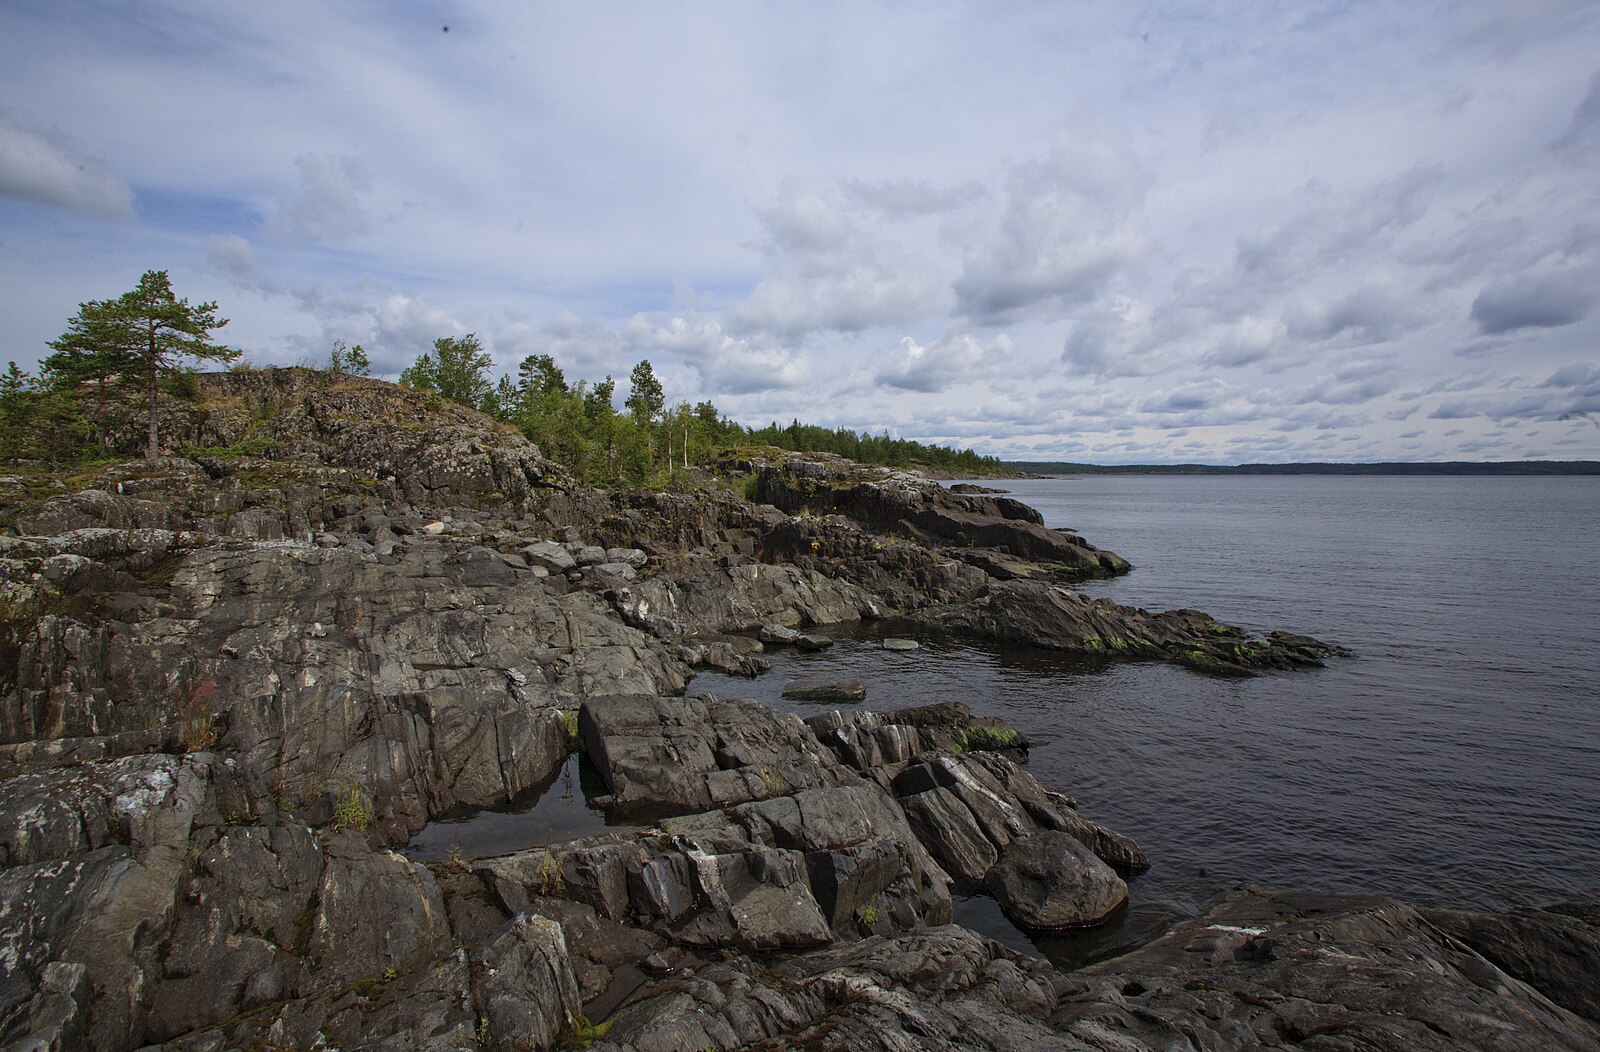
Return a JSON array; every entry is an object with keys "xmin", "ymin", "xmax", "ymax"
[
  {"xmin": 881, "ymin": 637, "xmax": 920, "ymax": 650},
  {"xmin": 578, "ymin": 694, "xmax": 858, "ymax": 816},
  {"xmin": 781, "ymin": 678, "xmax": 867, "ymax": 703}
]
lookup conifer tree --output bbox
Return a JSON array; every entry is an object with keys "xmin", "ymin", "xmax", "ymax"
[{"xmin": 49, "ymin": 270, "xmax": 234, "ymax": 458}]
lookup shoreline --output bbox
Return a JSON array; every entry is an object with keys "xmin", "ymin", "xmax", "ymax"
[{"xmin": 1, "ymin": 369, "xmax": 1593, "ymax": 1050}]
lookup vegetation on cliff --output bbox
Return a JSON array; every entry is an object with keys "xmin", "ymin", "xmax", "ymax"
[{"xmin": 5, "ymin": 275, "xmax": 1003, "ymax": 480}]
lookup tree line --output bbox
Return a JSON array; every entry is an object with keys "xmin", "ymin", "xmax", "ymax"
[
  {"xmin": 394, "ymin": 332, "xmax": 1004, "ymax": 483},
  {"xmin": 2, "ymin": 272, "xmax": 1003, "ymax": 481}
]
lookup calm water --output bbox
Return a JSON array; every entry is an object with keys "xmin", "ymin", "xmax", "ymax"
[{"xmin": 408, "ymin": 475, "xmax": 1600, "ymax": 964}]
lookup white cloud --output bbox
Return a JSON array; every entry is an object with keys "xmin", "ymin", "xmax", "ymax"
[
  {"xmin": 268, "ymin": 153, "xmax": 373, "ymax": 243},
  {"xmin": 0, "ymin": 110, "xmax": 132, "ymax": 216},
  {"xmin": 875, "ymin": 332, "xmax": 1013, "ymax": 393},
  {"xmin": 954, "ymin": 120, "xmax": 1151, "ymax": 325}
]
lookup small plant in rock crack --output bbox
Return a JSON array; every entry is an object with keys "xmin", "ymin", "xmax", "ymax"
[
  {"xmin": 331, "ymin": 783, "xmax": 371, "ymax": 833},
  {"xmin": 174, "ymin": 675, "xmax": 219, "ymax": 752},
  {"xmin": 535, "ymin": 841, "xmax": 565, "ymax": 896}
]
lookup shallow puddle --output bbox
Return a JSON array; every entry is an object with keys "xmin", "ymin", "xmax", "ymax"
[{"xmin": 400, "ymin": 751, "xmax": 640, "ymax": 863}]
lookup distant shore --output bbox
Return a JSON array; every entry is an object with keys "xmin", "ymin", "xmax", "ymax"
[{"xmin": 1000, "ymin": 459, "xmax": 1600, "ymax": 477}]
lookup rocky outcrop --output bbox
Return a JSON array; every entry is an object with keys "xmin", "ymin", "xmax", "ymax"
[
  {"xmin": 575, "ymin": 888, "xmax": 1600, "ymax": 1051},
  {"xmin": 193, "ymin": 367, "xmax": 569, "ymax": 505},
  {"xmin": 1053, "ymin": 885, "xmax": 1600, "ymax": 1050},
  {"xmin": 608, "ymin": 561, "xmax": 882, "ymax": 640},
  {"xmin": 746, "ymin": 450, "xmax": 1130, "ymax": 580},
  {"xmin": 1, "ymin": 375, "xmax": 1463, "ymax": 1052},
  {"xmin": 914, "ymin": 578, "xmax": 1343, "ymax": 672},
  {"xmin": 1422, "ymin": 901, "xmax": 1600, "ymax": 1025}
]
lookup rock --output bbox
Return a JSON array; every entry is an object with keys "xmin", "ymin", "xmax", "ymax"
[
  {"xmin": 476, "ymin": 912, "xmax": 584, "ymax": 1051},
  {"xmin": 882, "ymin": 637, "xmax": 920, "ymax": 650},
  {"xmin": 574, "ymin": 544, "xmax": 609, "ymax": 566},
  {"xmin": 782, "ymin": 677, "xmax": 867, "ymax": 703},
  {"xmin": 751, "ymin": 451, "xmax": 1130, "ymax": 579},
  {"xmin": 1421, "ymin": 903, "xmax": 1600, "ymax": 1024},
  {"xmin": 308, "ymin": 831, "xmax": 453, "ymax": 986},
  {"xmin": 985, "ymin": 829, "xmax": 1128, "ymax": 929},
  {"xmin": 610, "ymin": 563, "xmax": 881, "ymax": 640},
  {"xmin": 759, "ymin": 623, "xmax": 802, "ymax": 644},
  {"xmin": 891, "ymin": 751, "xmax": 1147, "ymax": 882},
  {"xmin": 422, "ymin": 520, "xmax": 447, "ymax": 535},
  {"xmin": 595, "ymin": 925, "xmax": 1064, "ymax": 1052},
  {"xmin": 1053, "ymin": 885, "xmax": 1600, "ymax": 1050},
  {"xmin": 522, "ymin": 539, "xmax": 576, "ymax": 571},
  {"xmin": 914, "ymin": 578, "xmax": 1343, "ymax": 674},
  {"xmin": 593, "ymin": 560, "xmax": 638, "ymax": 580},
  {"xmin": 578, "ymin": 694, "xmax": 857, "ymax": 816},
  {"xmin": 605, "ymin": 547, "xmax": 649, "ymax": 568}
]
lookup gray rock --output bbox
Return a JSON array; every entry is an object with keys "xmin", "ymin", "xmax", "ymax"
[
  {"xmin": 307, "ymin": 833, "xmax": 453, "ymax": 985},
  {"xmin": 1421, "ymin": 904, "xmax": 1600, "ymax": 1024},
  {"xmin": 881, "ymin": 637, "xmax": 920, "ymax": 650},
  {"xmin": 611, "ymin": 563, "xmax": 881, "ymax": 639},
  {"xmin": 522, "ymin": 540, "xmax": 576, "ymax": 572},
  {"xmin": 605, "ymin": 547, "xmax": 649, "ymax": 568},
  {"xmin": 985, "ymin": 829, "xmax": 1128, "ymax": 929},
  {"xmin": 759, "ymin": 623, "xmax": 802, "ymax": 644},
  {"xmin": 579, "ymin": 694, "xmax": 857, "ymax": 816},
  {"xmin": 1053, "ymin": 885, "xmax": 1600, "ymax": 1050},
  {"xmin": 782, "ymin": 677, "xmax": 866, "ymax": 703},
  {"xmin": 574, "ymin": 544, "xmax": 610, "ymax": 566},
  {"xmin": 476, "ymin": 913, "xmax": 583, "ymax": 1051}
]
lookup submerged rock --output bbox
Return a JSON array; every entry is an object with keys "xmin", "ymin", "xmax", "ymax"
[{"xmin": 781, "ymin": 677, "xmax": 867, "ymax": 702}]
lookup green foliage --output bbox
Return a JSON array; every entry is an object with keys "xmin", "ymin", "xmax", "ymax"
[
  {"xmin": 559, "ymin": 1014, "xmax": 612, "ymax": 1048},
  {"xmin": 331, "ymin": 783, "xmax": 372, "ymax": 833},
  {"xmin": 959, "ymin": 725, "xmax": 1029, "ymax": 752},
  {"xmin": 48, "ymin": 270, "xmax": 236, "ymax": 459},
  {"xmin": 329, "ymin": 339, "xmax": 372, "ymax": 376},
  {"xmin": 0, "ymin": 362, "xmax": 90, "ymax": 467},
  {"xmin": 625, "ymin": 359, "xmax": 664, "ymax": 427},
  {"xmin": 400, "ymin": 333, "xmax": 493, "ymax": 409}
]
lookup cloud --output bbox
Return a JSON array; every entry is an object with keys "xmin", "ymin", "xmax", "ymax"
[
  {"xmin": 628, "ymin": 313, "xmax": 808, "ymax": 394},
  {"xmin": 268, "ymin": 153, "xmax": 373, "ymax": 243},
  {"xmin": 726, "ymin": 269, "xmax": 944, "ymax": 339},
  {"xmin": 1470, "ymin": 268, "xmax": 1592, "ymax": 334},
  {"xmin": 1551, "ymin": 66, "xmax": 1600, "ymax": 159},
  {"xmin": 1284, "ymin": 283, "xmax": 1425, "ymax": 344},
  {"xmin": 874, "ymin": 332, "xmax": 1013, "ymax": 393},
  {"xmin": 953, "ymin": 120, "xmax": 1151, "ymax": 325},
  {"xmin": 839, "ymin": 177, "xmax": 985, "ymax": 218},
  {"xmin": 204, "ymin": 233, "xmax": 264, "ymax": 287},
  {"xmin": 726, "ymin": 180, "xmax": 947, "ymax": 338},
  {"xmin": 1060, "ymin": 296, "xmax": 1163, "ymax": 378},
  {"xmin": 1234, "ymin": 166, "xmax": 1441, "ymax": 281},
  {"xmin": 0, "ymin": 110, "xmax": 132, "ymax": 216}
]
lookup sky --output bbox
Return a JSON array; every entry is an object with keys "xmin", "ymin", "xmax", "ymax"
[{"xmin": 2, "ymin": 1, "xmax": 1598, "ymax": 464}]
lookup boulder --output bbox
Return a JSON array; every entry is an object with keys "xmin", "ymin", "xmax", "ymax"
[{"xmin": 985, "ymin": 829, "xmax": 1128, "ymax": 929}]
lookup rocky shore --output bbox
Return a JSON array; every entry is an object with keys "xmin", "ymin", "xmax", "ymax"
[{"xmin": 0, "ymin": 368, "xmax": 1594, "ymax": 1051}]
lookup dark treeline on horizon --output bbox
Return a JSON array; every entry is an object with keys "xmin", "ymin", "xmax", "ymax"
[{"xmin": 1006, "ymin": 460, "xmax": 1600, "ymax": 476}]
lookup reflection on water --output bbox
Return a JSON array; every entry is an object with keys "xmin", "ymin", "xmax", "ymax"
[{"xmin": 400, "ymin": 751, "xmax": 637, "ymax": 863}]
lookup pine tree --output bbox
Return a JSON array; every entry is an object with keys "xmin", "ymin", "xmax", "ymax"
[{"xmin": 49, "ymin": 271, "xmax": 235, "ymax": 458}]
